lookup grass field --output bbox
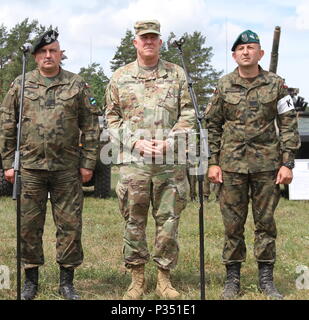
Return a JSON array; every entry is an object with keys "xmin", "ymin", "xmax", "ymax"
[{"xmin": 0, "ymin": 171, "xmax": 308, "ymax": 300}]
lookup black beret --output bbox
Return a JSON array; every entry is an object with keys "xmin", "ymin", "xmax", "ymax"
[{"xmin": 32, "ymin": 30, "xmax": 59, "ymax": 54}]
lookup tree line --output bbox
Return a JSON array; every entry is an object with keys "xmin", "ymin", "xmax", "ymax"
[{"xmin": 0, "ymin": 19, "xmax": 222, "ymax": 111}]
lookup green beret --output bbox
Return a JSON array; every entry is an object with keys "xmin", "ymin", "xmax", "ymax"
[
  {"xmin": 231, "ymin": 30, "xmax": 260, "ymax": 51},
  {"xmin": 32, "ymin": 30, "xmax": 59, "ymax": 54},
  {"xmin": 134, "ymin": 20, "xmax": 161, "ymax": 36}
]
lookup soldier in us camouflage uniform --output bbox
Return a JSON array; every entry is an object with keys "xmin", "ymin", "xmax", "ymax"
[
  {"xmin": 105, "ymin": 20, "xmax": 195, "ymax": 300},
  {"xmin": 206, "ymin": 30, "xmax": 300, "ymax": 300},
  {"xmin": 0, "ymin": 30, "xmax": 100, "ymax": 300}
]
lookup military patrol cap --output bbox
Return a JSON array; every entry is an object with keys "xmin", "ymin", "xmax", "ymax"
[
  {"xmin": 32, "ymin": 30, "xmax": 59, "ymax": 54},
  {"xmin": 231, "ymin": 30, "xmax": 260, "ymax": 51},
  {"xmin": 134, "ymin": 20, "xmax": 161, "ymax": 36}
]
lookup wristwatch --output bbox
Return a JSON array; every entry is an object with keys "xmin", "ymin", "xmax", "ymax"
[{"xmin": 282, "ymin": 161, "xmax": 295, "ymax": 169}]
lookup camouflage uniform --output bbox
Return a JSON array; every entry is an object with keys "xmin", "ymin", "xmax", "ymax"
[
  {"xmin": 0, "ymin": 68, "xmax": 100, "ymax": 269},
  {"xmin": 206, "ymin": 67, "xmax": 300, "ymax": 264},
  {"xmin": 105, "ymin": 59, "xmax": 195, "ymax": 270},
  {"xmin": 186, "ymin": 168, "xmax": 219, "ymax": 201}
]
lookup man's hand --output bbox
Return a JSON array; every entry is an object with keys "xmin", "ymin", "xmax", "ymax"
[
  {"xmin": 4, "ymin": 169, "xmax": 15, "ymax": 184},
  {"xmin": 152, "ymin": 139, "xmax": 169, "ymax": 155},
  {"xmin": 276, "ymin": 166, "xmax": 293, "ymax": 185},
  {"xmin": 208, "ymin": 165, "xmax": 223, "ymax": 184},
  {"xmin": 80, "ymin": 168, "xmax": 93, "ymax": 183},
  {"xmin": 133, "ymin": 139, "xmax": 169, "ymax": 157}
]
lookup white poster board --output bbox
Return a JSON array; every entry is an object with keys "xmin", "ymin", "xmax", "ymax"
[{"xmin": 289, "ymin": 159, "xmax": 309, "ymax": 200}]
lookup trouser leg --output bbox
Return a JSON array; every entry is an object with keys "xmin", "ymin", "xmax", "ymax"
[
  {"xmin": 49, "ymin": 169, "xmax": 84, "ymax": 268},
  {"xmin": 250, "ymin": 171, "xmax": 280, "ymax": 263},
  {"xmin": 116, "ymin": 165, "xmax": 151, "ymax": 267},
  {"xmin": 220, "ymin": 171, "xmax": 249, "ymax": 264},
  {"xmin": 21, "ymin": 169, "xmax": 48, "ymax": 268},
  {"xmin": 152, "ymin": 165, "xmax": 187, "ymax": 270}
]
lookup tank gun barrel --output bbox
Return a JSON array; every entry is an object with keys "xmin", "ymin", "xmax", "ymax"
[{"xmin": 269, "ymin": 26, "xmax": 281, "ymax": 74}]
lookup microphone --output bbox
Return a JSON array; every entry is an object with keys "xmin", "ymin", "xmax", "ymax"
[
  {"xmin": 168, "ymin": 36, "xmax": 185, "ymax": 49},
  {"xmin": 20, "ymin": 43, "xmax": 33, "ymax": 53}
]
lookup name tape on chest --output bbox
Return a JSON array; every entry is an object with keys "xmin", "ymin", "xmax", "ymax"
[{"xmin": 277, "ymin": 95, "xmax": 294, "ymax": 115}]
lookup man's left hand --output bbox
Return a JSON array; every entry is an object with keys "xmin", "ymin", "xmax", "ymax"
[
  {"xmin": 276, "ymin": 166, "xmax": 293, "ymax": 185},
  {"xmin": 80, "ymin": 168, "xmax": 93, "ymax": 183},
  {"xmin": 151, "ymin": 139, "xmax": 169, "ymax": 155}
]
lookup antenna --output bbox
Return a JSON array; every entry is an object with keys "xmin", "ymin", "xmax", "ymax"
[
  {"xmin": 90, "ymin": 37, "xmax": 93, "ymax": 65},
  {"xmin": 225, "ymin": 17, "xmax": 228, "ymax": 74}
]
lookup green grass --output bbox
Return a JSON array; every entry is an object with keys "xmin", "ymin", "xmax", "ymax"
[{"xmin": 0, "ymin": 175, "xmax": 308, "ymax": 300}]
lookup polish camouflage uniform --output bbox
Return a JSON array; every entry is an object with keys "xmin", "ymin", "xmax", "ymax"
[
  {"xmin": 0, "ymin": 68, "xmax": 100, "ymax": 269},
  {"xmin": 187, "ymin": 168, "xmax": 220, "ymax": 201},
  {"xmin": 206, "ymin": 67, "xmax": 300, "ymax": 264},
  {"xmin": 105, "ymin": 59, "xmax": 195, "ymax": 270}
]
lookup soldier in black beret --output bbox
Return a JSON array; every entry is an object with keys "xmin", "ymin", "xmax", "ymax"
[{"xmin": 0, "ymin": 29, "xmax": 100, "ymax": 300}]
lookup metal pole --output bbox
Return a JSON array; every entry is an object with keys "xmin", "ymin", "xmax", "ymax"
[
  {"xmin": 173, "ymin": 39, "xmax": 207, "ymax": 300},
  {"xmin": 13, "ymin": 51, "xmax": 28, "ymax": 300}
]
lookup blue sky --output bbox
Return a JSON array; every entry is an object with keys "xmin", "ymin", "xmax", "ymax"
[{"xmin": 0, "ymin": 0, "xmax": 308, "ymax": 99}]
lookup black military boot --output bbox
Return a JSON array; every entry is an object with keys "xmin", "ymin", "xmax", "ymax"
[
  {"xmin": 21, "ymin": 267, "xmax": 39, "ymax": 300},
  {"xmin": 222, "ymin": 263, "xmax": 241, "ymax": 300},
  {"xmin": 258, "ymin": 262, "xmax": 283, "ymax": 300},
  {"xmin": 58, "ymin": 266, "xmax": 80, "ymax": 300}
]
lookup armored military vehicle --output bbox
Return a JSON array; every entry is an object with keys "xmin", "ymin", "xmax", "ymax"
[{"xmin": 269, "ymin": 26, "xmax": 308, "ymax": 159}]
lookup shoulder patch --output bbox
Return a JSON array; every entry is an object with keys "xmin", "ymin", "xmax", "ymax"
[{"xmin": 89, "ymin": 97, "xmax": 97, "ymax": 106}]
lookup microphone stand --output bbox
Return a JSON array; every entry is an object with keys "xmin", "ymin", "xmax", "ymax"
[
  {"xmin": 173, "ymin": 38, "xmax": 208, "ymax": 300},
  {"xmin": 13, "ymin": 48, "xmax": 29, "ymax": 300}
]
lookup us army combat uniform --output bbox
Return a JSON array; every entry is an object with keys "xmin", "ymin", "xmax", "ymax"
[
  {"xmin": 206, "ymin": 67, "xmax": 300, "ymax": 264},
  {"xmin": 0, "ymin": 68, "xmax": 100, "ymax": 269},
  {"xmin": 106, "ymin": 59, "xmax": 195, "ymax": 270}
]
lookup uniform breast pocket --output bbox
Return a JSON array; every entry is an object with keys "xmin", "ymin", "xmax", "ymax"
[
  {"xmin": 259, "ymin": 92, "xmax": 278, "ymax": 121},
  {"xmin": 23, "ymin": 90, "xmax": 40, "ymax": 117},
  {"xmin": 157, "ymin": 86, "xmax": 178, "ymax": 126},
  {"xmin": 119, "ymin": 88, "xmax": 141, "ymax": 121},
  {"xmin": 223, "ymin": 94, "xmax": 241, "ymax": 121},
  {"xmin": 58, "ymin": 89, "xmax": 79, "ymax": 119}
]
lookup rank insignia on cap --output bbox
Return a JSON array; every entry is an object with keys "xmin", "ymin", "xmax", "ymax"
[
  {"xmin": 44, "ymin": 30, "xmax": 57, "ymax": 44},
  {"xmin": 241, "ymin": 33, "xmax": 249, "ymax": 42}
]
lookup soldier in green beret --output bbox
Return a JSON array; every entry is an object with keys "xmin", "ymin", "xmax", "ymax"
[
  {"xmin": 0, "ymin": 30, "xmax": 100, "ymax": 300},
  {"xmin": 206, "ymin": 30, "xmax": 300, "ymax": 299},
  {"xmin": 105, "ymin": 20, "xmax": 195, "ymax": 300}
]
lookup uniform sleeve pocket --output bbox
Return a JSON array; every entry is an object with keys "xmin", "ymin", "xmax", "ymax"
[{"xmin": 115, "ymin": 180, "xmax": 129, "ymax": 219}]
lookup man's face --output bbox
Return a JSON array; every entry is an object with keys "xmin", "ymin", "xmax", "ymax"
[
  {"xmin": 232, "ymin": 43, "xmax": 264, "ymax": 67},
  {"xmin": 133, "ymin": 33, "xmax": 162, "ymax": 61},
  {"xmin": 34, "ymin": 41, "xmax": 63, "ymax": 74}
]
